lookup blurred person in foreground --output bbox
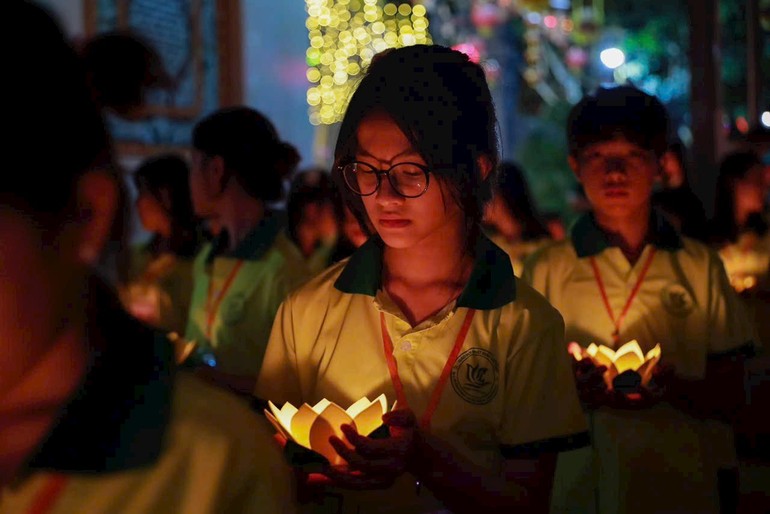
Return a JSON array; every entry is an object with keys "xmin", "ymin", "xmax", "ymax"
[{"xmin": 0, "ymin": 3, "xmax": 297, "ymax": 512}]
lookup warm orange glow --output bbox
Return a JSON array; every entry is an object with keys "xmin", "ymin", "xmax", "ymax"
[
  {"xmin": 570, "ymin": 340, "xmax": 661, "ymax": 389},
  {"xmin": 266, "ymin": 395, "xmax": 389, "ymax": 466},
  {"xmin": 167, "ymin": 332, "xmax": 197, "ymax": 364}
]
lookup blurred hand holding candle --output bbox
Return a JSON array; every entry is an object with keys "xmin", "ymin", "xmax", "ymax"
[
  {"xmin": 569, "ymin": 340, "xmax": 661, "ymax": 393},
  {"xmin": 266, "ymin": 395, "xmax": 390, "ymax": 466}
]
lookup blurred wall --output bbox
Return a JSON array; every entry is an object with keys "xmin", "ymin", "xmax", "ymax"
[
  {"xmin": 38, "ymin": 0, "xmax": 85, "ymax": 37},
  {"xmin": 39, "ymin": 0, "xmax": 314, "ymax": 168},
  {"xmin": 241, "ymin": 0, "xmax": 314, "ymax": 168}
]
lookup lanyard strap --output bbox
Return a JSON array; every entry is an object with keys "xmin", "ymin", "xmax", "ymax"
[
  {"xmin": 26, "ymin": 475, "xmax": 68, "ymax": 514},
  {"xmin": 205, "ymin": 261, "xmax": 245, "ymax": 338},
  {"xmin": 380, "ymin": 308, "xmax": 476, "ymax": 431},
  {"xmin": 589, "ymin": 248, "xmax": 657, "ymax": 344}
]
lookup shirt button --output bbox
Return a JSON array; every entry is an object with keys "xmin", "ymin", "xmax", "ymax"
[{"xmin": 401, "ymin": 341, "xmax": 412, "ymax": 352}]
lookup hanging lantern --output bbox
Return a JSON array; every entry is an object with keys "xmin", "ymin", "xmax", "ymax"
[
  {"xmin": 566, "ymin": 46, "xmax": 588, "ymax": 70},
  {"xmin": 452, "ymin": 41, "xmax": 483, "ymax": 63},
  {"xmin": 471, "ymin": 1, "xmax": 506, "ymax": 36}
]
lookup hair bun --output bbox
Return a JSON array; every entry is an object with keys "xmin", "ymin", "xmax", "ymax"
[{"xmin": 274, "ymin": 141, "xmax": 300, "ymax": 180}]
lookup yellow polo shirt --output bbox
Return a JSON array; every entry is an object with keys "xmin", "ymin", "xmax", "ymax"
[
  {"xmin": 1, "ymin": 282, "xmax": 297, "ymax": 514},
  {"xmin": 522, "ymin": 212, "xmax": 756, "ymax": 514},
  {"xmin": 257, "ymin": 234, "xmax": 588, "ymax": 514},
  {"xmin": 185, "ymin": 212, "xmax": 310, "ymax": 375},
  {"xmin": 718, "ymin": 230, "xmax": 770, "ymax": 293},
  {"xmin": 122, "ymin": 245, "xmax": 196, "ymax": 334},
  {"xmin": 486, "ymin": 231, "xmax": 550, "ymax": 277}
]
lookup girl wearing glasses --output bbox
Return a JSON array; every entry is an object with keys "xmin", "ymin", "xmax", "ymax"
[{"xmin": 256, "ymin": 45, "xmax": 587, "ymax": 514}]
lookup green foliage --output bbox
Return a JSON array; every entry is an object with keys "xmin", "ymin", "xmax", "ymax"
[{"xmin": 515, "ymin": 102, "xmax": 577, "ymax": 221}]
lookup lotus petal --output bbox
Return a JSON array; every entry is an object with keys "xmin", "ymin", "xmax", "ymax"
[
  {"xmin": 594, "ymin": 345, "xmax": 616, "ymax": 369},
  {"xmin": 351, "ymin": 394, "xmax": 387, "ymax": 436},
  {"xmin": 268, "ymin": 401, "xmax": 298, "ymax": 436},
  {"xmin": 309, "ymin": 403, "xmax": 355, "ymax": 466},
  {"xmin": 346, "ymin": 396, "xmax": 376, "ymax": 419},
  {"xmin": 265, "ymin": 411, "xmax": 292, "ymax": 441},
  {"xmin": 568, "ymin": 342, "xmax": 585, "ymax": 361},
  {"xmin": 613, "ymin": 340, "xmax": 645, "ymax": 374},
  {"xmin": 645, "ymin": 344, "xmax": 661, "ymax": 361},
  {"xmin": 292, "ymin": 404, "xmax": 320, "ymax": 448}
]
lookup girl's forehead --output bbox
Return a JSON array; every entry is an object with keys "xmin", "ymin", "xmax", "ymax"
[
  {"xmin": 354, "ymin": 113, "xmax": 424, "ymax": 161},
  {"xmin": 582, "ymin": 137, "xmax": 651, "ymax": 154}
]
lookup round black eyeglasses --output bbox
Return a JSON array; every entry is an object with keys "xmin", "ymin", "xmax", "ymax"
[{"xmin": 340, "ymin": 161, "xmax": 430, "ymax": 198}]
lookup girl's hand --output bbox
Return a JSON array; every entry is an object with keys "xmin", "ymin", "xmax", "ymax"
[
  {"xmin": 323, "ymin": 409, "xmax": 418, "ymax": 490},
  {"xmin": 604, "ymin": 363, "xmax": 676, "ymax": 410},
  {"xmin": 573, "ymin": 358, "xmax": 608, "ymax": 410}
]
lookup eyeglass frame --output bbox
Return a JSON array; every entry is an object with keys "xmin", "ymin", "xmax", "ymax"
[{"xmin": 339, "ymin": 160, "xmax": 431, "ymax": 198}]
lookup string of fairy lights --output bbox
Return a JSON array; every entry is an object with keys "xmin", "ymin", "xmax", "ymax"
[{"xmin": 305, "ymin": 0, "xmax": 432, "ymax": 125}]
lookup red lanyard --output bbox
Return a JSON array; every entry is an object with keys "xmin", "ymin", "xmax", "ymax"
[
  {"xmin": 26, "ymin": 475, "xmax": 68, "ymax": 514},
  {"xmin": 589, "ymin": 248, "xmax": 656, "ymax": 344},
  {"xmin": 380, "ymin": 308, "xmax": 476, "ymax": 431},
  {"xmin": 205, "ymin": 261, "xmax": 245, "ymax": 338}
]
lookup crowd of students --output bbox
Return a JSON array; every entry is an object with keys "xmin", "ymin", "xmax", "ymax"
[{"xmin": 2, "ymin": 2, "xmax": 769, "ymax": 513}]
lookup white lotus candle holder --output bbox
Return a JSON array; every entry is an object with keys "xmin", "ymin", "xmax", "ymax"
[
  {"xmin": 266, "ymin": 395, "xmax": 389, "ymax": 466},
  {"xmin": 569, "ymin": 339, "xmax": 661, "ymax": 391}
]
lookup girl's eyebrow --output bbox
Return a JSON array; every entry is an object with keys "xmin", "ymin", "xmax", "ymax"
[{"xmin": 356, "ymin": 147, "xmax": 423, "ymax": 162}]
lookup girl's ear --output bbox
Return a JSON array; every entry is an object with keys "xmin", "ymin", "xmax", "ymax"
[
  {"xmin": 477, "ymin": 155, "xmax": 494, "ymax": 180},
  {"xmin": 75, "ymin": 170, "xmax": 118, "ymax": 265},
  {"xmin": 568, "ymin": 155, "xmax": 581, "ymax": 181},
  {"xmin": 205, "ymin": 155, "xmax": 228, "ymax": 195}
]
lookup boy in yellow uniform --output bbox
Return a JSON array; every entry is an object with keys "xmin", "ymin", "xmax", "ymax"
[
  {"xmin": 257, "ymin": 45, "xmax": 588, "ymax": 514},
  {"xmin": 522, "ymin": 85, "xmax": 756, "ymax": 514},
  {"xmin": 1, "ymin": 4, "xmax": 297, "ymax": 513},
  {"xmin": 184, "ymin": 108, "xmax": 310, "ymax": 393}
]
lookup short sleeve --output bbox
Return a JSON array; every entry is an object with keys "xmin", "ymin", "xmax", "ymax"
[
  {"xmin": 499, "ymin": 306, "xmax": 589, "ymax": 458},
  {"xmin": 706, "ymin": 249, "xmax": 757, "ymax": 357},
  {"xmin": 255, "ymin": 295, "xmax": 304, "ymax": 405}
]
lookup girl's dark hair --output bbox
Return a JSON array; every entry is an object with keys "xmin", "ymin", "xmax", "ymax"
[
  {"xmin": 332, "ymin": 44, "xmax": 499, "ymax": 243},
  {"xmin": 6, "ymin": 1, "xmax": 114, "ymax": 219},
  {"xmin": 493, "ymin": 162, "xmax": 549, "ymax": 240},
  {"xmin": 286, "ymin": 168, "xmax": 337, "ymax": 244},
  {"xmin": 567, "ymin": 85, "xmax": 669, "ymax": 157},
  {"xmin": 192, "ymin": 107, "xmax": 299, "ymax": 202},
  {"xmin": 81, "ymin": 31, "xmax": 170, "ymax": 116},
  {"xmin": 711, "ymin": 150, "xmax": 765, "ymax": 244},
  {"xmin": 134, "ymin": 154, "xmax": 200, "ymax": 257}
]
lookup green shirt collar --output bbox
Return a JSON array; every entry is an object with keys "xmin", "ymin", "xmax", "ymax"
[
  {"xmin": 206, "ymin": 210, "xmax": 285, "ymax": 263},
  {"xmin": 570, "ymin": 210, "xmax": 684, "ymax": 258},
  {"xmin": 334, "ymin": 232, "xmax": 516, "ymax": 310}
]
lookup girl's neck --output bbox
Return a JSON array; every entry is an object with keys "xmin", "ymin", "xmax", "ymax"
[
  {"xmin": 381, "ymin": 221, "xmax": 473, "ymax": 325},
  {"xmin": 296, "ymin": 224, "xmax": 319, "ymax": 258},
  {"xmin": 594, "ymin": 206, "xmax": 652, "ymax": 265},
  {"xmin": 219, "ymin": 191, "xmax": 265, "ymax": 251},
  {"xmin": 0, "ymin": 326, "xmax": 88, "ymax": 486},
  {"xmin": 735, "ymin": 203, "xmax": 757, "ymax": 231}
]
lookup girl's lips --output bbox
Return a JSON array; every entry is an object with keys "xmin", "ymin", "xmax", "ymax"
[
  {"xmin": 603, "ymin": 187, "xmax": 629, "ymax": 197},
  {"xmin": 378, "ymin": 218, "xmax": 411, "ymax": 228}
]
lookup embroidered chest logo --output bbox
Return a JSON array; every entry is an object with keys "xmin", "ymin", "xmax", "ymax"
[
  {"xmin": 221, "ymin": 292, "xmax": 247, "ymax": 324},
  {"xmin": 660, "ymin": 282, "xmax": 695, "ymax": 318},
  {"xmin": 451, "ymin": 348, "xmax": 499, "ymax": 405}
]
